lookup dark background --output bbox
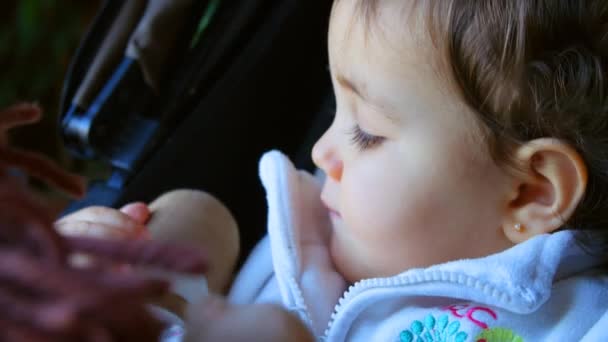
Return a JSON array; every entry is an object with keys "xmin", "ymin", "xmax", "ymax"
[{"xmin": 1, "ymin": 0, "xmax": 102, "ymax": 209}]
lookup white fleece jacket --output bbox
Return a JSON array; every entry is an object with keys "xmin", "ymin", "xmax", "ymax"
[{"xmin": 229, "ymin": 151, "xmax": 608, "ymax": 341}]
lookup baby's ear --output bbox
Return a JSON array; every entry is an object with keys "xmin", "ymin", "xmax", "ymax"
[{"xmin": 503, "ymin": 138, "xmax": 587, "ymax": 243}]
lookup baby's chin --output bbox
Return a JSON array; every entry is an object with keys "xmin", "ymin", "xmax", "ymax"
[
  {"xmin": 329, "ymin": 233, "xmax": 371, "ymax": 284},
  {"xmin": 329, "ymin": 233, "xmax": 419, "ymax": 284}
]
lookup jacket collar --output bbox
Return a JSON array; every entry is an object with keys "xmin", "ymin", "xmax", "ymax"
[{"xmin": 386, "ymin": 229, "xmax": 605, "ymax": 312}]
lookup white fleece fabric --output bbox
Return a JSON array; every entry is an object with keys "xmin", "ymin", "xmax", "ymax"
[{"xmin": 229, "ymin": 150, "xmax": 608, "ymax": 341}]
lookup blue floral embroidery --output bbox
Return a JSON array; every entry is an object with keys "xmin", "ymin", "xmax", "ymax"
[{"xmin": 400, "ymin": 314, "xmax": 468, "ymax": 342}]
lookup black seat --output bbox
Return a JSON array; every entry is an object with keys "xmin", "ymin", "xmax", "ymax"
[{"xmin": 60, "ymin": 0, "xmax": 335, "ymax": 263}]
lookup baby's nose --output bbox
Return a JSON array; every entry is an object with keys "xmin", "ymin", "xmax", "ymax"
[{"xmin": 312, "ymin": 133, "xmax": 343, "ymax": 182}]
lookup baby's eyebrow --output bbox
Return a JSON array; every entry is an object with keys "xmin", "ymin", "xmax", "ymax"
[
  {"xmin": 336, "ymin": 74, "xmax": 367, "ymax": 102},
  {"xmin": 335, "ymin": 74, "xmax": 400, "ymax": 123}
]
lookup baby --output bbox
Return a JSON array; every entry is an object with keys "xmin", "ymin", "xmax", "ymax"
[{"xmin": 59, "ymin": 0, "xmax": 608, "ymax": 341}]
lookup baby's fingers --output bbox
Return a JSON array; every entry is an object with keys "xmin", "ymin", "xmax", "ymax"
[
  {"xmin": 54, "ymin": 219, "xmax": 142, "ymax": 269},
  {"xmin": 120, "ymin": 202, "xmax": 151, "ymax": 225},
  {"xmin": 55, "ymin": 220, "xmax": 142, "ymax": 240},
  {"xmin": 56, "ymin": 206, "xmax": 145, "ymax": 237}
]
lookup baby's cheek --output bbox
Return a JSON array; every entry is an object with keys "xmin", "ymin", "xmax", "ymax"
[
  {"xmin": 339, "ymin": 178, "xmax": 447, "ymax": 275},
  {"xmin": 341, "ymin": 178, "xmax": 411, "ymax": 239},
  {"xmin": 333, "ymin": 197, "xmax": 392, "ymax": 279}
]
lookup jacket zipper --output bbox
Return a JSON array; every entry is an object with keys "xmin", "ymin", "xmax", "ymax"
[
  {"xmin": 286, "ymin": 274, "xmax": 315, "ymax": 330},
  {"xmin": 320, "ymin": 270, "xmax": 516, "ymax": 341},
  {"xmin": 321, "ymin": 277, "xmax": 400, "ymax": 340}
]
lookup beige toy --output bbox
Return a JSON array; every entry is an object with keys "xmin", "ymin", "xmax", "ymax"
[{"xmin": 146, "ymin": 189, "xmax": 240, "ymax": 317}]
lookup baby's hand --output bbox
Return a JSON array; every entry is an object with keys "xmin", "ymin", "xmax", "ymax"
[
  {"xmin": 55, "ymin": 203, "xmax": 152, "ymax": 268},
  {"xmin": 184, "ymin": 295, "xmax": 315, "ymax": 342},
  {"xmin": 55, "ymin": 202, "xmax": 151, "ymax": 240}
]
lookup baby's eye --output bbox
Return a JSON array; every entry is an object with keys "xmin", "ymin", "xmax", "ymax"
[{"xmin": 349, "ymin": 125, "xmax": 385, "ymax": 150}]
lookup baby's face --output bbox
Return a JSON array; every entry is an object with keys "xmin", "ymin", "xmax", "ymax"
[{"xmin": 312, "ymin": 1, "xmax": 515, "ymax": 283}]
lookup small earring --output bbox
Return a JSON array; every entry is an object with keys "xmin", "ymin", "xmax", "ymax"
[{"xmin": 514, "ymin": 223, "xmax": 524, "ymax": 232}]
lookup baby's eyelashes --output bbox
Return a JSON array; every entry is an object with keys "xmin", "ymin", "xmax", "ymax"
[{"xmin": 348, "ymin": 125, "xmax": 386, "ymax": 151}]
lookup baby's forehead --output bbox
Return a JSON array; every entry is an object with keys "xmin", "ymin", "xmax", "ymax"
[
  {"xmin": 328, "ymin": 1, "xmax": 473, "ymax": 128},
  {"xmin": 328, "ymin": 1, "xmax": 438, "ymax": 82},
  {"xmin": 330, "ymin": 0, "xmax": 426, "ymax": 37}
]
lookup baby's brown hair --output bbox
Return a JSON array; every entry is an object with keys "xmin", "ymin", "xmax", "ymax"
[{"xmin": 346, "ymin": 0, "xmax": 608, "ymax": 247}]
